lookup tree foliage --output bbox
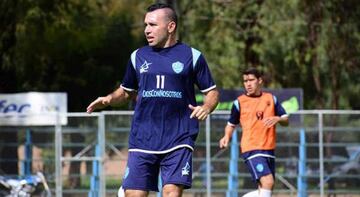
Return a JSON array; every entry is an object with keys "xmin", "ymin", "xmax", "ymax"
[
  {"xmin": 177, "ymin": 0, "xmax": 360, "ymax": 109},
  {"xmin": 1, "ymin": 0, "xmax": 143, "ymax": 110},
  {"xmin": 1, "ymin": 0, "xmax": 359, "ymax": 109}
]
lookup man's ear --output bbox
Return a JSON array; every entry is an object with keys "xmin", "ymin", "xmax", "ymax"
[
  {"xmin": 258, "ymin": 77, "xmax": 263, "ymax": 85},
  {"xmin": 168, "ymin": 21, "xmax": 176, "ymax": 34}
]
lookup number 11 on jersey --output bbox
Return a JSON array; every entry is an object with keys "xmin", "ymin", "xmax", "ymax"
[{"xmin": 156, "ymin": 75, "xmax": 165, "ymax": 89}]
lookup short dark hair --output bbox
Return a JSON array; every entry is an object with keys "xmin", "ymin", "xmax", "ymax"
[
  {"xmin": 243, "ymin": 67, "xmax": 263, "ymax": 79},
  {"xmin": 147, "ymin": 3, "xmax": 178, "ymax": 25}
]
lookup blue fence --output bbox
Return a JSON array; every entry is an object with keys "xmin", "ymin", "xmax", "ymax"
[{"xmin": 0, "ymin": 110, "xmax": 360, "ymax": 196}]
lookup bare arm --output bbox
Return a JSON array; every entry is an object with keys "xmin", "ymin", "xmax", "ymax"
[
  {"xmin": 189, "ymin": 88, "xmax": 219, "ymax": 120},
  {"xmin": 278, "ymin": 115, "xmax": 289, "ymax": 126},
  {"xmin": 86, "ymin": 86, "xmax": 136, "ymax": 113},
  {"xmin": 202, "ymin": 88, "xmax": 220, "ymax": 113}
]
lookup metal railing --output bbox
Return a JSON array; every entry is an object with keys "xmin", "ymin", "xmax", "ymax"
[{"xmin": 0, "ymin": 110, "xmax": 359, "ymax": 196}]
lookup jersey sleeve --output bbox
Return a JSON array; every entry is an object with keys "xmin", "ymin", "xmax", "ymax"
[
  {"xmin": 273, "ymin": 95, "xmax": 288, "ymax": 117},
  {"xmin": 228, "ymin": 100, "xmax": 240, "ymax": 126},
  {"xmin": 193, "ymin": 53, "xmax": 216, "ymax": 93},
  {"xmin": 121, "ymin": 59, "xmax": 138, "ymax": 91}
]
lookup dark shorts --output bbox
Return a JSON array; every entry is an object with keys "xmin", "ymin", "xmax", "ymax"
[
  {"xmin": 122, "ymin": 148, "xmax": 193, "ymax": 192},
  {"xmin": 242, "ymin": 150, "xmax": 275, "ymax": 182}
]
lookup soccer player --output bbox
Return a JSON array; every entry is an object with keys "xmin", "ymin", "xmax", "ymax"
[
  {"xmin": 219, "ymin": 67, "xmax": 289, "ymax": 197},
  {"xmin": 87, "ymin": 3, "xmax": 219, "ymax": 197}
]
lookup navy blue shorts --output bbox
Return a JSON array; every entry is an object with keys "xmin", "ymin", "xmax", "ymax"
[
  {"xmin": 242, "ymin": 150, "xmax": 275, "ymax": 182},
  {"xmin": 122, "ymin": 148, "xmax": 193, "ymax": 192}
]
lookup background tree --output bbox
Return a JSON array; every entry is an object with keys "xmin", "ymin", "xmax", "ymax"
[
  {"xmin": 176, "ymin": 0, "xmax": 360, "ymax": 109},
  {"xmin": 0, "ymin": 0, "xmax": 145, "ymax": 178},
  {"xmin": 2, "ymin": 0, "xmax": 359, "ymax": 110}
]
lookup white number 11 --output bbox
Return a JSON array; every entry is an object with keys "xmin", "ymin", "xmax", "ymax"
[{"xmin": 156, "ymin": 75, "xmax": 165, "ymax": 89}]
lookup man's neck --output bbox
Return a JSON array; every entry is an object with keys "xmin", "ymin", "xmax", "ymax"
[
  {"xmin": 246, "ymin": 91, "xmax": 262, "ymax": 97},
  {"xmin": 163, "ymin": 37, "xmax": 177, "ymax": 48}
]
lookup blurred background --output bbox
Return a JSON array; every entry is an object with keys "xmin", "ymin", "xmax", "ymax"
[{"xmin": 0, "ymin": 0, "xmax": 359, "ymax": 196}]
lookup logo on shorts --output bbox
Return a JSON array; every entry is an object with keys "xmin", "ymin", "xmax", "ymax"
[
  {"xmin": 123, "ymin": 166, "xmax": 129, "ymax": 179},
  {"xmin": 172, "ymin": 61, "xmax": 184, "ymax": 74},
  {"xmin": 182, "ymin": 162, "xmax": 190, "ymax": 176},
  {"xmin": 256, "ymin": 164, "xmax": 264, "ymax": 172}
]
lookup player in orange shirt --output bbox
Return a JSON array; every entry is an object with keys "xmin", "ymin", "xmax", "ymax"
[{"xmin": 219, "ymin": 67, "xmax": 289, "ymax": 197}]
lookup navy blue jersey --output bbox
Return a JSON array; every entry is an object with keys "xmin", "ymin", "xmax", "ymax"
[
  {"xmin": 227, "ymin": 93, "xmax": 287, "ymax": 126},
  {"xmin": 121, "ymin": 42, "xmax": 216, "ymax": 153}
]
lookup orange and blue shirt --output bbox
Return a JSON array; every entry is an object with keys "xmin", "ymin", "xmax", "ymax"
[{"xmin": 227, "ymin": 92, "xmax": 287, "ymax": 153}]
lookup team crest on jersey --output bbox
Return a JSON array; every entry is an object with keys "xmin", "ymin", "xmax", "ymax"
[
  {"xmin": 140, "ymin": 60, "xmax": 152, "ymax": 73},
  {"xmin": 182, "ymin": 162, "xmax": 190, "ymax": 176},
  {"xmin": 256, "ymin": 111, "xmax": 264, "ymax": 120},
  {"xmin": 172, "ymin": 61, "xmax": 184, "ymax": 74}
]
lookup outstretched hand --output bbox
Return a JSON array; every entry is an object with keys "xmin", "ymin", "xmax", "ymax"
[
  {"xmin": 188, "ymin": 104, "xmax": 210, "ymax": 121},
  {"xmin": 86, "ymin": 96, "xmax": 111, "ymax": 113}
]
